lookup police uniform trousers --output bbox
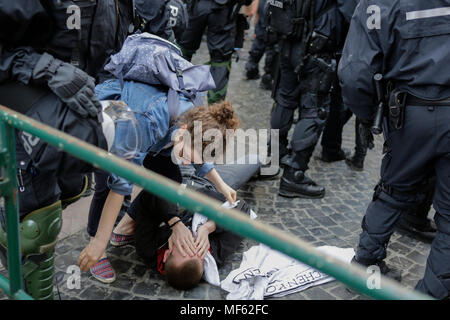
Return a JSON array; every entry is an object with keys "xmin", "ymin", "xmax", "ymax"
[
  {"xmin": 355, "ymin": 103, "xmax": 450, "ymax": 299},
  {"xmin": 178, "ymin": 0, "xmax": 236, "ymax": 104},
  {"xmin": 320, "ymin": 82, "xmax": 353, "ymax": 155},
  {"xmin": 271, "ymin": 44, "xmax": 332, "ymax": 171},
  {"xmin": 246, "ymin": 0, "xmax": 277, "ymax": 78}
]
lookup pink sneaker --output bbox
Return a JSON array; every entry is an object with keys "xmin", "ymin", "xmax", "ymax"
[{"xmin": 90, "ymin": 257, "xmax": 116, "ymax": 284}]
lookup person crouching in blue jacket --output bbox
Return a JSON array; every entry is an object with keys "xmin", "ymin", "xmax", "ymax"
[{"xmin": 77, "ymin": 79, "xmax": 241, "ymax": 283}]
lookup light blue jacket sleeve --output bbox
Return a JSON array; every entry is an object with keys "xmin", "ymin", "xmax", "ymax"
[
  {"xmin": 193, "ymin": 163, "xmax": 214, "ymax": 177},
  {"xmin": 107, "ymin": 152, "xmax": 147, "ymax": 195}
]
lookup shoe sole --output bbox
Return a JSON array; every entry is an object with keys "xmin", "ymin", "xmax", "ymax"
[
  {"xmin": 91, "ymin": 273, "xmax": 117, "ymax": 284},
  {"xmin": 278, "ymin": 190, "xmax": 325, "ymax": 199}
]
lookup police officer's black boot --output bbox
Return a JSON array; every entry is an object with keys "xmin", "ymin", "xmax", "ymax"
[
  {"xmin": 245, "ymin": 58, "xmax": 260, "ymax": 80},
  {"xmin": 260, "ymin": 73, "xmax": 273, "ymax": 90},
  {"xmin": 346, "ymin": 119, "xmax": 369, "ymax": 171},
  {"xmin": 319, "ymin": 148, "xmax": 349, "ymax": 163},
  {"xmin": 257, "ymin": 137, "xmax": 291, "ymax": 179},
  {"xmin": 279, "ymin": 167, "xmax": 325, "ymax": 199},
  {"xmin": 345, "ymin": 153, "xmax": 365, "ymax": 171},
  {"xmin": 351, "ymin": 256, "xmax": 402, "ymax": 282}
]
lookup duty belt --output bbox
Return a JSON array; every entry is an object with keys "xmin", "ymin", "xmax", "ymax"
[{"xmin": 406, "ymin": 95, "xmax": 450, "ymax": 107}]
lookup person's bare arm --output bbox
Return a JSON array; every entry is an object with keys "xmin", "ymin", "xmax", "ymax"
[
  {"xmin": 78, "ymin": 190, "xmax": 124, "ymax": 271},
  {"xmin": 205, "ymin": 168, "xmax": 237, "ymax": 204}
]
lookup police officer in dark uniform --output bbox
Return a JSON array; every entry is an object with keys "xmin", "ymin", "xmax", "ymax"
[
  {"xmin": 166, "ymin": 0, "xmax": 190, "ymax": 42},
  {"xmin": 178, "ymin": 0, "xmax": 254, "ymax": 104},
  {"xmin": 134, "ymin": 0, "xmax": 178, "ymax": 41},
  {"xmin": 339, "ymin": 0, "xmax": 450, "ymax": 299},
  {"xmin": 318, "ymin": 0, "xmax": 359, "ymax": 164},
  {"xmin": 316, "ymin": 0, "xmax": 376, "ymax": 171},
  {"xmin": 268, "ymin": 0, "xmax": 347, "ymax": 198},
  {"xmin": 244, "ymin": 0, "xmax": 279, "ymax": 91},
  {"xmin": 0, "ymin": 0, "xmax": 135, "ymax": 299}
]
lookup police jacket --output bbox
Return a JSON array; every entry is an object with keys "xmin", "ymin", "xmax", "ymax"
[
  {"xmin": 267, "ymin": 0, "xmax": 347, "ymax": 55},
  {"xmin": 338, "ymin": 0, "xmax": 450, "ymax": 120},
  {"xmin": 0, "ymin": 0, "xmax": 134, "ymax": 84}
]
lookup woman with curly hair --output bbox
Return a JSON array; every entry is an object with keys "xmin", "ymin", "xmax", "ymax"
[{"xmin": 78, "ymin": 77, "xmax": 241, "ymax": 284}]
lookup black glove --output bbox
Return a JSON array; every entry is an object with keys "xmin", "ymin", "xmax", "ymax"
[
  {"xmin": 32, "ymin": 53, "xmax": 101, "ymax": 118},
  {"xmin": 358, "ymin": 118, "xmax": 375, "ymax": 150}
]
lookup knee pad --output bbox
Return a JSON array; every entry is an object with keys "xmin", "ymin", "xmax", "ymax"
[{"xmin": 0, "ymin": 201, "xmax": 62, "ymax": 299}]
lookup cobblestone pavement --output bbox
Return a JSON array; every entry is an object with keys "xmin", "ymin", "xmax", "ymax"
[{"xmin": 0, "ymin": 28, "xmax": 433, "ymax": 301}]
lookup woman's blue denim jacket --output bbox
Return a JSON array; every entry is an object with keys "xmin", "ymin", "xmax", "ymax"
[{"xmin": 95, "ymin": 79, "xmax": 214, "ymax": 195}]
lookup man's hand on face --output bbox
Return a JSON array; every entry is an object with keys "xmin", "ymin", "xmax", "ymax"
[
  {"xmin": 195, "ymin": 225, "xmax": 211, "ymax": 259},
  {"xmin": 168, "ymin": 220, "xmax": 197, "ymax": 257}
]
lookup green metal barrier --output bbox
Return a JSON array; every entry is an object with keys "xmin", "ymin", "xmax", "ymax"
[
  {"xmin": 0, "ymin": 118, "xmax": 33, "ymax": 300},
  {"xmin": 0, "ymin": 105, "xmax": 433, "ymax": 300}
]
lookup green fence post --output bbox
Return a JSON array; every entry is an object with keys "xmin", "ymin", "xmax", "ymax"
[{"xmin": 0, "ymin": 119, "xmax": 27, "ymax": 299}]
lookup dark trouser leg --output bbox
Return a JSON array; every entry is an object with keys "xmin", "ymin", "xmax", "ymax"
[
  {"xmin": 245, "ymin": 18, "xmax": 266, "ymax": 79},
  {"xmin": 416, "ymin": 121, "xmax": 450, "ymax": 299},
  {"xmin": 270, "ymin": 104, "xmax": 294, "ymax": 160},
  {"xmin": 320, "ymin": 84, "xmax": 352, "ymax": 160},
  {"xmin": 260, "ymin": 43, "xmax": 278, "ymax": 90},
  {"xmin": 205, "ymin": 4, "xmax": 235, "ymax": 104},
  {"xmin": 177, "ymin": 0, "xmax": 209, "ymax": 60},
  {"xmin": 416, "ymin": 210, "xmax": 450, "ymax": 299},
  {"xmin": 356, "ymin": 106, "xmax": 449, "ymax": 293},
  {"xmin": 396, "ymin": 177, "xmax": 436, "ymax": 242},
  {"xmin": 271, "ymin": 51, "xmax": 300, "ymax": 160},
  {"xmin": 275, "ymin": 60, "xmax": 329, "ymax": 197},
  {"xmin": 356, "ymin": 189, "xmax": 422, "ymax": 263},
  {"xmin": 208, "ymin": 59, "xmax": 232, "ymax": 104},
  {"xmin": 87, "ymin": 169, "xmax": 111, "ymax": 237}
]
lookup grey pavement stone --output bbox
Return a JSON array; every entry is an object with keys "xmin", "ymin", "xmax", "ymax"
[{"xmin": 303, "ymin": 286, "xmax": 337, "ymax": 300}]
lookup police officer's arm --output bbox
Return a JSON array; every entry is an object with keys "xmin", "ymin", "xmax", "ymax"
[
  {"xmin": 0, "ymin": 0, "xmax": 101, "ymax": 118},
  {"xmin": 0, "ymin": 0, "xmax": 52, "ymax": 84},
  {"xmin": 337, "ymin": 0, "xmax": 386, "ymax": 120},
  {"xmin": 135, "ymin": 0, "xmax": 175, "ymax": 41}
]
